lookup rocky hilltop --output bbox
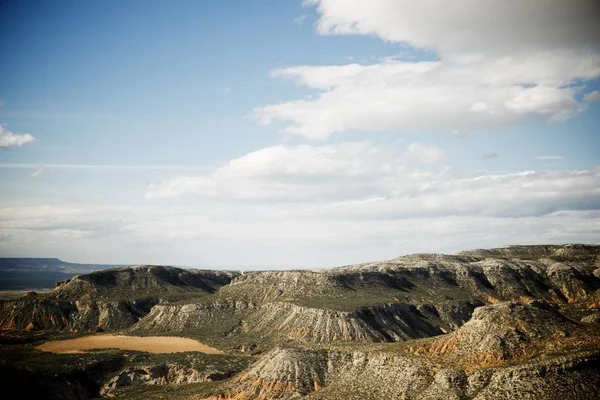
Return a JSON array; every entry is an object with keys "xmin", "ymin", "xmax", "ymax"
[
  {"xmin": 52, "ymin": 265, "xmax": 240, "ymax": 300},
  {"xmin": 216, "ymin": 301, "xmax": 599, "ymax": 400},
  {"xmin": 0, "ymin": 298, "xmax": 156, "ymax": 332},
  {"xmin": 0, "ymin": 265, "xmax": 238, "ymax": 332},
  {"xmin": 130, "ymin": 244, "xmax": 599, "ymax": 352},
  {"xmin": 1, "ymin": 244, "xmax": 599, "ymax": 400}
]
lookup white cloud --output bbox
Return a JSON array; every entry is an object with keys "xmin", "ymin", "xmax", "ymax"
[
  {"xmin": 0, "ymin": 205, "xmax": 131, "ymax": 239},
  {"xmin": 147, "ymin": 142, "xmax": 407, "ymax": 201},
  {"xmin": 307, "ymin": 0, "xmax": 599, "ymax": 56},
  {"xmin": 405, "ymin": 142, "xmax": 445, "ymax": 163},
  {"xmin": 294, "ymin": 14, "xmax": 308, "ymax": 25},
  {"xmin": 252, "ymin": 1, "xmax": 600, "ymax": 139},
  {"xmin": 2, "ymin": 201, "xmax": 599, "ymax": 268},
  {"xmin": 147, "ymin": 143, "xmax": 600, "ymax": 219},
  {"xmin": 254, "ymin": 59, "xmax": 598, "ymax": 139},
  {"xmin": 469, "ymin": 102, "xmax": 491, "ymax": 112},
  {"xmin": 2, "ymin": 141, "xmax": 598, "ymax": 266},
  {"xmin": 0, "ymin": 125, "xmax": 36, "ymax": 148},
  {"xmin": 30, "ymin": 168, "xmax": 45, "ymax": 178},
  {"xmin": 313, "ymin": 168, "xmax": 600, "ymax": 219},
  {"xmin": 505, "ymin": 85, "xmax": 582, "ymax": 116},
  {"xmin": 3, "ymin": 1, "xmax": 600, "ymax": 267},
  {"xmin": 584, "ymin": 90, "xmax": 600, "ymax": 102}
]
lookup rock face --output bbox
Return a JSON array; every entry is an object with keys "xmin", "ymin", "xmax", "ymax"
[
  {"xmin": 219, "ymin": 271, "xmax": 342, "ymax": 302},
  {"xmin": 216, "ymin": 246, "xmax": 600, "ymax": 318},
  {"xmin": 128, "ymin": 244, "xmax": 600, "ymax": 351},
  {"xmin": 217, "ymin": 301, "xmax": 600, "ymax": 400},
  {"xmin": 250, "ymin": 302, "xmax": 454, "ymax": 342},
  {"xmin": 97, "ymin": 352, "xmax": 254, "ymax": 398},
  {"xmin": 581, "ymin": 312, "xmax": 600, "ymax": 323},
  {"xmin": 456, "ymin": 244, "xmax": 600, "ymax": 263},
  {"xmin": 0, "ymin": 265, "xmax": 239, "ymax": 332},
  {"xmin": 333, "ymin": 252, "xmax": 600, "ymax": 307},
  {"xmin": 100, "ymin": 363, "xmax": 232, "ymax": 396},
  {"xmin": 406, "ymin": 300, "xmax": 591, "ymax": 368},
  {"xmin": 0, "ymin": 299, "xmax": 157, "ymax": 331},
  {"xmin": 130, "ymin": 300, "xmax": 254, "ymax": 334},
  {"xmin": 131, "ymin": 300, "xmax": 481, "ymax": 346}
]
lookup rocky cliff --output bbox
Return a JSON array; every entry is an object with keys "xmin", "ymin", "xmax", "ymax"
[
  {"xmin": 127, "ymin": 244, "xmax": 599, "ymax": 352},
  {"xmin": 2, "ymin": 244, "xmax": 600, "ymax": 400},
  {"xmin": 0, "ymin": 298, "xmax": 157, "ymax": 332},
  {"xmin": 130, "ymin": 299, "xmax": 481, "ymax": 349},
  {"xmin": 0, "ymin": 265, "xmax": 239, "ymax": 333},
  {"xmin": 211, "ymin": 300, "xmax": 600, "ymax": 400},
  {"xmin": 100, "ymin": 353, "xmax": 253, "ymax": 397}
]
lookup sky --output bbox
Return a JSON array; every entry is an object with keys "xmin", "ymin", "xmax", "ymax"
[{"xmin": 0, "ymin": 0, "xmax": 599, "ymax": 268}]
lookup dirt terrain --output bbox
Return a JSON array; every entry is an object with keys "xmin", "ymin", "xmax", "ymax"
[{"xmin": 36, "ymin": 334, "xmax": 223, "ymax": 354}]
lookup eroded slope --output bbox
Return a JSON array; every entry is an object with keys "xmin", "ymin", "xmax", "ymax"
[{"xmin": 210, "ymin": 300, "xmax": 600, "ymax": 400}]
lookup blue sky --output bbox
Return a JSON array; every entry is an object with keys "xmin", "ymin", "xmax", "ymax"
[
  {"xmin": 1, "ymin": 0, "xmax": 599, "ymax": 267},
  {"xmin": 0, "ymin": 1, "xmax": 400, "ymax": 165}
]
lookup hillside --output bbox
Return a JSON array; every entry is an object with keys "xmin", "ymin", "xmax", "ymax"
[
  {"xmin": 51, "ymin": 265, "xmax": 240, "ymax": 301},
  {"xmin": 217, "ymin": 301, "xmax": 599, "ymax": 400},
  {"xmin": 0, "ymin": 265, "xmax": 240, "ymax": 332},
  {"xmin": 0, "ymin": 244, "xmax": 599, "ymax": 400}
]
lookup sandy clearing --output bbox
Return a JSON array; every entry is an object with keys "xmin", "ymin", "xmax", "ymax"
[{"xmin": 36, "ymin": 334, "xmax": 223, "ymax": 354}]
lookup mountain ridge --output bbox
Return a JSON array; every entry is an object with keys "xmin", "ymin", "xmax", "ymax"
[{"xmin": 1, "ymin": 244, "xmax": 599, "ymax": 399}]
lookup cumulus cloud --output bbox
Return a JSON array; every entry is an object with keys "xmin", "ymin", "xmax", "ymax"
[
  {"xmin": 307, "ymin": 0, "xmax": 600, "ymax": 55},
  {"xmin": 2, "ymin": 141, "xmax": 599, "ymax": 266},
  {"xmin": 469, "ymin": 102, "xmax": 491, "ymax": 112},
  {"xmin": 313, "ymin": 169, "xmax": 600, "ymax": 220},
  {"xmin": 3, "ymin": 183, "xmax": 599, "ymax": 267},
  {"xmin": 0, "ymin": 125, "xmax": 36, "ymax": 148},
  {"xmin": 147, "ymin": 142, "xmax": 407, "ymax": 201},
  {"xmin": 252, "ymin": 0, "xmax": 600, "ymax": 139},
  {"xmin": 4, "ymin": 2, "xmax": 600, "ymax": 267},
  {"xmin": 584, "ymin": 90, "xmax": 600, "ymax": 102},
  {"xmin": 405, "ymin": 142, "xmax": 445, "ymax": 163},
  {"xmin": 147, "ymin": 142, "xmax": 600, "ymax": 219}
]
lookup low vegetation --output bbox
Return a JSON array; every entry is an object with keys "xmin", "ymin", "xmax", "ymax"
[{"xmin": 1, "ymin": 245, "xmax": 599, "ymax": 399}]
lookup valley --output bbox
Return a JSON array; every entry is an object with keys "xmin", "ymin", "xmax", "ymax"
[{"xmin": 0, "ymin": 244, "xmax": 599, "ymax": 399}]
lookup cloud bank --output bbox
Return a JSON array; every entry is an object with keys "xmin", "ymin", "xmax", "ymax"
[
  {"xmin": 253, "ymin": 0, "xmax": 600, "ymax": 139},
  {"xmin": 1, "ymin": 2, "xmax": 598, "ymax": 267},
  {"xmin": 146, "ymin": 142, "xmax": 600, "ymax": 219}
]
